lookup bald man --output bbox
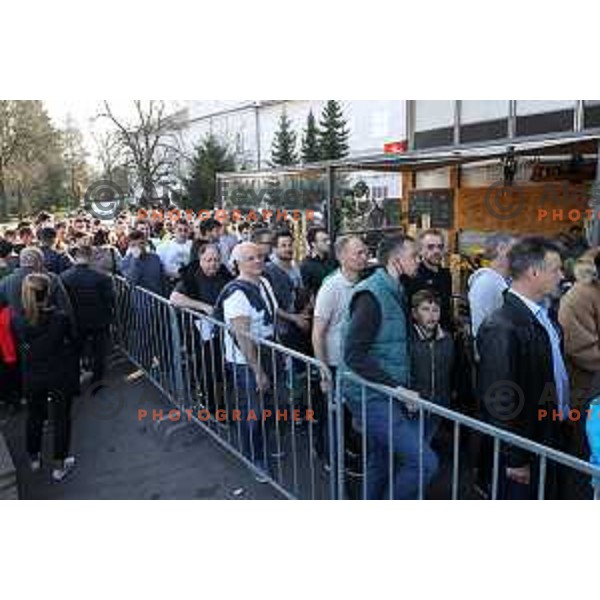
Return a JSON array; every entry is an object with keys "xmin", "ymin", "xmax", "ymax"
[
  {"xmin": 220, "ymin": 243, "xmax": 278, "ymax": 389},
  {"xmin": 216, "ymin": 242, "xmax": 279, "ymax": 479}
]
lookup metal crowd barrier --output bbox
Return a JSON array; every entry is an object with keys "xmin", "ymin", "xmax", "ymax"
[
  {"xmin": 174, "ymin": 307, "xmax": 337, "ymax": 500},
  {"xmin": 113, "ymin": 276, "xmax": 184, "ymax": 403},
  {"xmin": 113, "ymin": 276, "xmax": 337, "ymax": 500},
  {"xmin": 113, "ymin": 276, "xmax": 600, "ymax": 501},
  {"xmin": 336, "ymin": 369, "xmax": 600, "ymax": 500}
]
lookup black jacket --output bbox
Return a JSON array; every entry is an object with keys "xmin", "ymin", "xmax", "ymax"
[
  {"xmin": 408, "ymin": 263, "xmax": 453, "ymax": 331},
  {"xmin": 299, "ymin": 255, "xmax": 338, "ymax": 298},
  {"xmin": 477, "ymin": 292, "xmax": 561, "ymax": 467},
  {"xmin": 60, "ymin": 264, "xmax": 115, "ymax": 331},
  {"xmin": 178, "ymin": 261, "xmax": 233, "ymax": 305},
  {"xmin": 11, "ymin": 307, "xmax": 80, "ymax": 396},
  {"xmin": 41, "ymin": 246, "xmax": 72, "ymax": 275},
  {"xmin": 410, "ymin": 324, "xmax": 455, "ymax": 406}
]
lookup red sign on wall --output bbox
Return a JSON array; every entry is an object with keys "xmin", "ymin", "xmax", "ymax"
[{"xmin": 383, "ymin": 140, "xmax": 408, "ymax": 154}]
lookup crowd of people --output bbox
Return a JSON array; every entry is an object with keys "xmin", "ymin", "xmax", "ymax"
[{"xmin": 0, "ymin": 208, "xmax": 598, "ymax": 499}]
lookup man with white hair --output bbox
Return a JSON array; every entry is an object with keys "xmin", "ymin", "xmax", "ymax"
[{"xmin": 215, "ymin": 242, "xmax": 279, "ymax": 481}]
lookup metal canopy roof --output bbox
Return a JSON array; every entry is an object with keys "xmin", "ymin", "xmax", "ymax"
[{"xmin": 217, "ymin": 128, "xmax": 600, "ymax": 180}]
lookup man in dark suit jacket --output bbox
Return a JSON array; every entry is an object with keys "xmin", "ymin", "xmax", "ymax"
[
  {"xmin": 477, "ymin": 237, "xmax": 571, "ymax": 499},
  {"xmin": 61, "ymin": 244, "xmax": 115, "ymax": 389}
]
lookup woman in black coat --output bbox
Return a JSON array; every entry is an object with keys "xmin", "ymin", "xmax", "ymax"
[{"xmin": 11, "ymin": 273, "xmax": 80, "ymax": 482}]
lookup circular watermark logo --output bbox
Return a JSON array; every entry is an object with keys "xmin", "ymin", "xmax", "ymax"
[
  {"xmin": 71, "ymin": 378, "xmax": 126, "ymax": 423},
  {"xmin": 484, "ymin": 181, "xmax": 525, "ymax": 221},
  {"xmin": 483, "ymin": 380, "xmax": 525, "ymax": 422},
  {"xmin": 84, "ymin": 179, "xmax": 125, "ymax": 221}
]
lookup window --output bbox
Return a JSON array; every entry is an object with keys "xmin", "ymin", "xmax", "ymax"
[
  {"xmin": 584, "ymin": 101, "xmax": 600, "ymax": 129},
  {"xmin": 460, "ymin": 100, "xmax": 509, "ymax": 143},
  {"xmin": 414, "ymin": 100, "xmax": 455, "ymax": 149},
  {"xmin": 415, "ymin": 167, "xmax": 451, "ymax": 189},
  {"xmin": 516, "ymin": 100, "xmax": 575, "ymax": 136}
]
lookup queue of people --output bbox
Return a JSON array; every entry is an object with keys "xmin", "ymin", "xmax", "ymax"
[{"xmin": 0, "ymin": 207, "xmax": 598, "ymax": 500}]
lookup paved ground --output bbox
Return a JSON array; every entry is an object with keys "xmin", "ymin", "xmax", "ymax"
[{"xmin": 0, "ymin": 353, "xmax": 283, "ymax": 500}]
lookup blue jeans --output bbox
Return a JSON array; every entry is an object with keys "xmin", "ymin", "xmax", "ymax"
[
  {"xmin": 228, "ymin": 364, "xmax": 273, "ymax": 470},
  {"xmin": 349, "ymin": 397, "xmax": 439, "ymax": 500}
]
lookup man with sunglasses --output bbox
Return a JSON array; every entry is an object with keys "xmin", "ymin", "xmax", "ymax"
[{"xmin": 408, "ymin": 229, "xmax": 453, "ymax": 331}]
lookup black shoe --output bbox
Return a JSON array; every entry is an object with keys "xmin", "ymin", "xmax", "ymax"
[{"xmin": 91, "ymin": 384, "xmax": 107, "ymax": 396}]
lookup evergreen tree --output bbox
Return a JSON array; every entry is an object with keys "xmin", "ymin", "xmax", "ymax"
[
  {"xmin": 270, "ymin": 110, "xmax": 297, "ymax": 167},
  {"xmin": 318, "ymin": 100, "xmax": 350, "ymax": 160},
  {"xmin": 301, "ymin": 110, "xmax": 321, "ymax": 163},
  {"xmin": 183, "ymin": 135, "xmax": 236, "ymax": 211}
]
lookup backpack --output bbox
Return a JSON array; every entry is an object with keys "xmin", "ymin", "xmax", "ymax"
[{"xmin": 0, "ymin": 306, "xmax": 17, "ymax": 365}]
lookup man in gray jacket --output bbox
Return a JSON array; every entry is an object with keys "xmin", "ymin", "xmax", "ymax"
[{"xmin": 0, "ymin": 247, "xmax": 74, "ymax": 324}]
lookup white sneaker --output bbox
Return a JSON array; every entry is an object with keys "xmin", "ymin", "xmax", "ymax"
[
  {"xmin": 254, "ymin": 471, "xmax": 270, "ymax": 484},
  {"xmin": 52, "ymin": 456, "xmax": 76, "ymax": 482},
  {"xmin": 254, "ymin": 462, "xmax": 270, "ymax": 484},
  {"xmin": 30, "ymin": 454, "xmax": 41, "ymax": 472}
]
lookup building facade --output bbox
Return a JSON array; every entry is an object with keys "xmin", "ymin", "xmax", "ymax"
[
  {"xmin": 174, "ymin": 100, "xmax": 407, "ymax": 170},
  {"xmin": 170, "ymin": 100, "xmax": 600, "ymax": 253}
]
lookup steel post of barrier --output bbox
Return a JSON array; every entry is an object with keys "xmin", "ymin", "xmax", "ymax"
[
  {"xmin": 335, "ymin": 370, "xmax": 345, "ymax": 501},
  {"xmin": 170, "ymin": 306, "xmax": 337, "ymax": 500},
  {"xmin": 452, "ymin": 422, "xmax": 460, "ymax": 500},
  {"xmin": 336, "ymin": 369, "xmax": 600, "ymax": 501},
  {"xmin": 112, "ymin": 276, "xmax": 600, "ymax": 501}
]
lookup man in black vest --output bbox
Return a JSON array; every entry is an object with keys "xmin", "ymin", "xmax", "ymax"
[{"xmin": 218, "ymin": 242, "xmax": 279, "ymax": 481}]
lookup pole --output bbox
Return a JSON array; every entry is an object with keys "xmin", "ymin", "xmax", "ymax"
[
  {"xmin": 255, "ymin": 102, "xmax": 262, "ymax": 170},
  {"xmin": 326, "ymin": 165, "xmax": 335, "ymax": 241},
  {"xmin": 590, "ymin": 141, "xmax": 600, "ymax": 247}
]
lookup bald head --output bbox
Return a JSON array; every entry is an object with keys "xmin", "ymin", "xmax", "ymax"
[
  {"xmin": 336, "ymin": 235, "xmax": 369, "ymax": 276},
  {"xmin": 234, "ymin": 242, "xmax": 264, "ymax": 280},
  {"xmin": 19, "ymin": 246, "xmax": 44, "ymax": 271}
]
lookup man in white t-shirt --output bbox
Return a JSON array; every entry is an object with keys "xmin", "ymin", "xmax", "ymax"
[
  {"xmin": 219, "ymin": 242, "xmax": 279, "ymax": 477},
  {"xmin": 313, "ymin": 235, "xmax": 369, "ymax": 390},
  {"xmin": 311, "ymin": 235, "xmax": 369, "ymax": 464},
  {"xmin": 157, "ymin": 219, "xmax": 192, "ymax": 283}
]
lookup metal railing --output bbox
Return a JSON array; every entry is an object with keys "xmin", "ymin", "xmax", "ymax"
[
  {"xmin": 113, "ymin": 276, "xmax": 184, "ymax": 403},
  {"xmin": 113, "ymin": 276, "xmax": 600, "ymax": 500},
  {"xmin": 113, "ymin": 276, "xmax": 337, "ymax": 500},
  {"xmin": 336, "ymin": 369, "xmax": 600, "ymax": 500}
]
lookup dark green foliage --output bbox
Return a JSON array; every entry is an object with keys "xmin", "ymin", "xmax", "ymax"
[
  {"xmin": 183, "ymin": 135, "xmax": 236, "ymax": 211},
  {"xmin": 270, "ymin": 111, "xmax": 297, "ymax": 167},
  {"xmin": 318, "ymin": 100, "xmax": 349, "ymax": 160}
]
